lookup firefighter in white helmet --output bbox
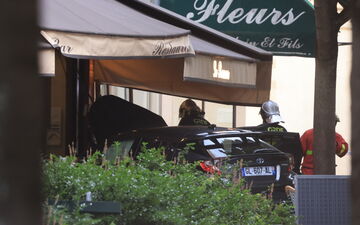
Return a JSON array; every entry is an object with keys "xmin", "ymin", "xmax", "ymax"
[{"xmin": 255, "ymin": 100, "xmax": 287, "ymax": 132}]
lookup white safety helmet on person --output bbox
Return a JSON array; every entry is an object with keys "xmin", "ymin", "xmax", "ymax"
[{"xmin": 260, "ymin": 100, "xmax": 284, "ymax": 123}]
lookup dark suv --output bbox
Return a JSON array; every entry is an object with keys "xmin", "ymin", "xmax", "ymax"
[
  {"xmin": 89, "ymin": 95, "xmax": 293, "ymax": 194},
  {"xmin": 106, "ymin": 126, "xmax": 293, "ymax": 192}
]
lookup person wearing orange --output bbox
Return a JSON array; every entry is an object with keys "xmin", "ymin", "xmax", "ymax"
[{"xmin": 300, "ymin": 115, "xmax": 349, "ymax": 174}]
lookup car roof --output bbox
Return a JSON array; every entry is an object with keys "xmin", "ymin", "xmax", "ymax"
[{"xmin": 112, "ymin": 125, "xmax": 262, "ymax": 143}]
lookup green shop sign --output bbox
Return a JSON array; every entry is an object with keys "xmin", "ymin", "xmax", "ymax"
[{"xmin": 160, "ymin": 0, "xmax": 315, "ymax": 57}]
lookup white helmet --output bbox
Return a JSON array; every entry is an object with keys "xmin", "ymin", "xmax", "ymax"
[{"xmin": 260, "ymin": 100, "xmax": 284, "ymax": 123}]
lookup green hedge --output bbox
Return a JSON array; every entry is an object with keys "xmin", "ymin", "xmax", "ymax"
[{"xmin": 42, "ymin": 146, "xmax": 296, "ymax": 225}]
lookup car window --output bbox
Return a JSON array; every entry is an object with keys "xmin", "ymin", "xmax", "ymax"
[
  {"xmin": 203, "ymin": 139, "xmax": 216, "ymax": 146},
  {"xmin": 140, "ymin": 137, "xmax": 161, "ymax": 149},
  {"xmin": 206, "ymin": 136, "xmax": 278, "ymax": 155},
  {"xmin": 106, "ymin": 139, "xmax": 135, "ymax": 161},
  {"xmin": 207, "ymin": 148, "xmax": 228, "ymax": 158},
  {"xmin": 245, "ymin": 137, "xmax": 256, "ymax": 143},
  {"xmin": 176, "ymin": 140, "xmax": 210, "ymax": 161},
  {"xmin": 172, "ymin": 135, "xmax": 281, "ymax": 161},
  {"xmin": 217, "ymin": 137, "xmax": 243, "ymax": 144}
]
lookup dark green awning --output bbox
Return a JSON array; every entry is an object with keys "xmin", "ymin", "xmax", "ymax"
[{"xmin": 160, "ymin": 0, "xmax": 316, "ymax": 57}]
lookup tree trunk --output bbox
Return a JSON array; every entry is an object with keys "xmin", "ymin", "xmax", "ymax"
[
  {"xmin": 0, "ymin": 1, "xmax": 43, "ymax": 225},
  {"xmin": 351, "ymin": 1, "xmax": 360, "ymax": 224},
  {"xmin": 313, "ymin": 0, "xmax": 338, "ymax": 174}
]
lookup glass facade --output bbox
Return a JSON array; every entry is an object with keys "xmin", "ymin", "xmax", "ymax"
[
  {"xmin": 204, "ymin": 102, "xmax": 232, "ymax": 128},
  {"xmin": 100, "ymin": 85, "xmax": 238, "ymax": 127}
]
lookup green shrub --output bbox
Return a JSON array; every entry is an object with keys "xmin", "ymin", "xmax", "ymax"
[{"xmin": 42, "ymin": 146, "xmax": 296, "ymax": 225}]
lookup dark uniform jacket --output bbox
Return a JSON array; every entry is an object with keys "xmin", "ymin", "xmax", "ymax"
[
  {"xmin": 252, "ymin": 122, "xmax": 287, "ymax": 132},
  {"xmin": 178, "ymin": 113, "xmax": 210, "ymax": 126},
  {"xmin": 238, "ymin": 123, "xmax": 304, "ymax": 173}
]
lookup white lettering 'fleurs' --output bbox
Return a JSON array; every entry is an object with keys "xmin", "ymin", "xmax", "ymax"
[
  {"xmin": 152, "ymin": 41, "xmax": 192, "ymax": 56},
  {"xmin": 186, "ymin": 0, "xmax": 305, "ymax": 26}
]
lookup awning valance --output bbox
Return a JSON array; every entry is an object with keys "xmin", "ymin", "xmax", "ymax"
[
  {"xmin": 184, "ymin": 36, "xmax": 258, "ymax": 88},
  {"xmin": 41, "ymin": 30, "xmax": 194, "ymax": 59},
  {"xmin": 93, "ymin": 57, "xmax": 270, "ymax": 105}
]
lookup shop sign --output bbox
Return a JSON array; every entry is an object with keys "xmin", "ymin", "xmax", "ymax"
[{"xmin": 160, "ymin": 0, "xmax": 316, "ymax": 57}]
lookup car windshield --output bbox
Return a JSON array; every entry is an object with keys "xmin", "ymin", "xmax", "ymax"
[{"xmin": 201, "ymin": 135, "xmax": 278, "ymax": 157}]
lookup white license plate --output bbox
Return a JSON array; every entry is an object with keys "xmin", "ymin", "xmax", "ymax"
[{"xmin": 242, "ymin": 166, "xmax": 275, "ymax": 176}]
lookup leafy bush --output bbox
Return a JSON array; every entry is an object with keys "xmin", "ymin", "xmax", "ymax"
[{"xmin": 42, "ymin": 145, "xmax": 296, "ymax": 225}]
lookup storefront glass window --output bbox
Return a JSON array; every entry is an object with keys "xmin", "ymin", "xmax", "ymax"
[
  {"xmin": 204, "ymin": 102, "xmax": 232, "ymax": 128},
  {"xmin": 133, "ymin": 89, "xmax": 161, "ymax": 115},
  {"xmin": 161, "ymin": 95, "xmax": 203, "ymax": 126},
  {"xmin": 108, "ymin": 86, "xmax": 129, "ymax": 100}
]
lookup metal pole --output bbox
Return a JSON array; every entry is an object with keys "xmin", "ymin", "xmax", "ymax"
[
  {"xmin": 129, "ymin": 88, "xmax": 133, "ymax": 103},
  {"xmin": 75, "ymin": 59, "xmax": 80, "ymax": 153},
  {"xmin": 232, "ymin": 105, "xmax": 236, "ymax": 128}
]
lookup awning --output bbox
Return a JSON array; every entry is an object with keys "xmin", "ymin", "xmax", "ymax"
[
  {"xmin": 39, "ymin": 0, "xmax": 194, "ymax": 59},
  {"xmin": 39, "ymin": 0, "xmax": 273, "ymax": 105},
  {"xmin": 93, "ymin": 35, "xmax": 262, "ymax": 104},
  {"xmin": 94, "ymin": 58, "xmax": 270, "ymax": 105},
  {"xmin": 159, "ymin": 0, "xmax": 316, "ymax": 57}
]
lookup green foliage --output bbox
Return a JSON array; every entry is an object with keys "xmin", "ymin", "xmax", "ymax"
[{"xmin": 43, "ymin": 146, "xmax": 296, "ymax": 225}]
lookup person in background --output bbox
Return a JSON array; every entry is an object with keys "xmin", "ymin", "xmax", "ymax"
[
  {"xmin": 300, "ymin": 115, "xmax": 349, "ymax": 175},
  {"xmin": 254, "ymin": 100, "xmax": 287, "ymax": 132},
  {"xmin": 247, "ymin": 100, "xmax": 303, "ymax": 174},
  {"xmin": 178, "ymin": 99, "xmax": 210, "ymax": 126}
]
